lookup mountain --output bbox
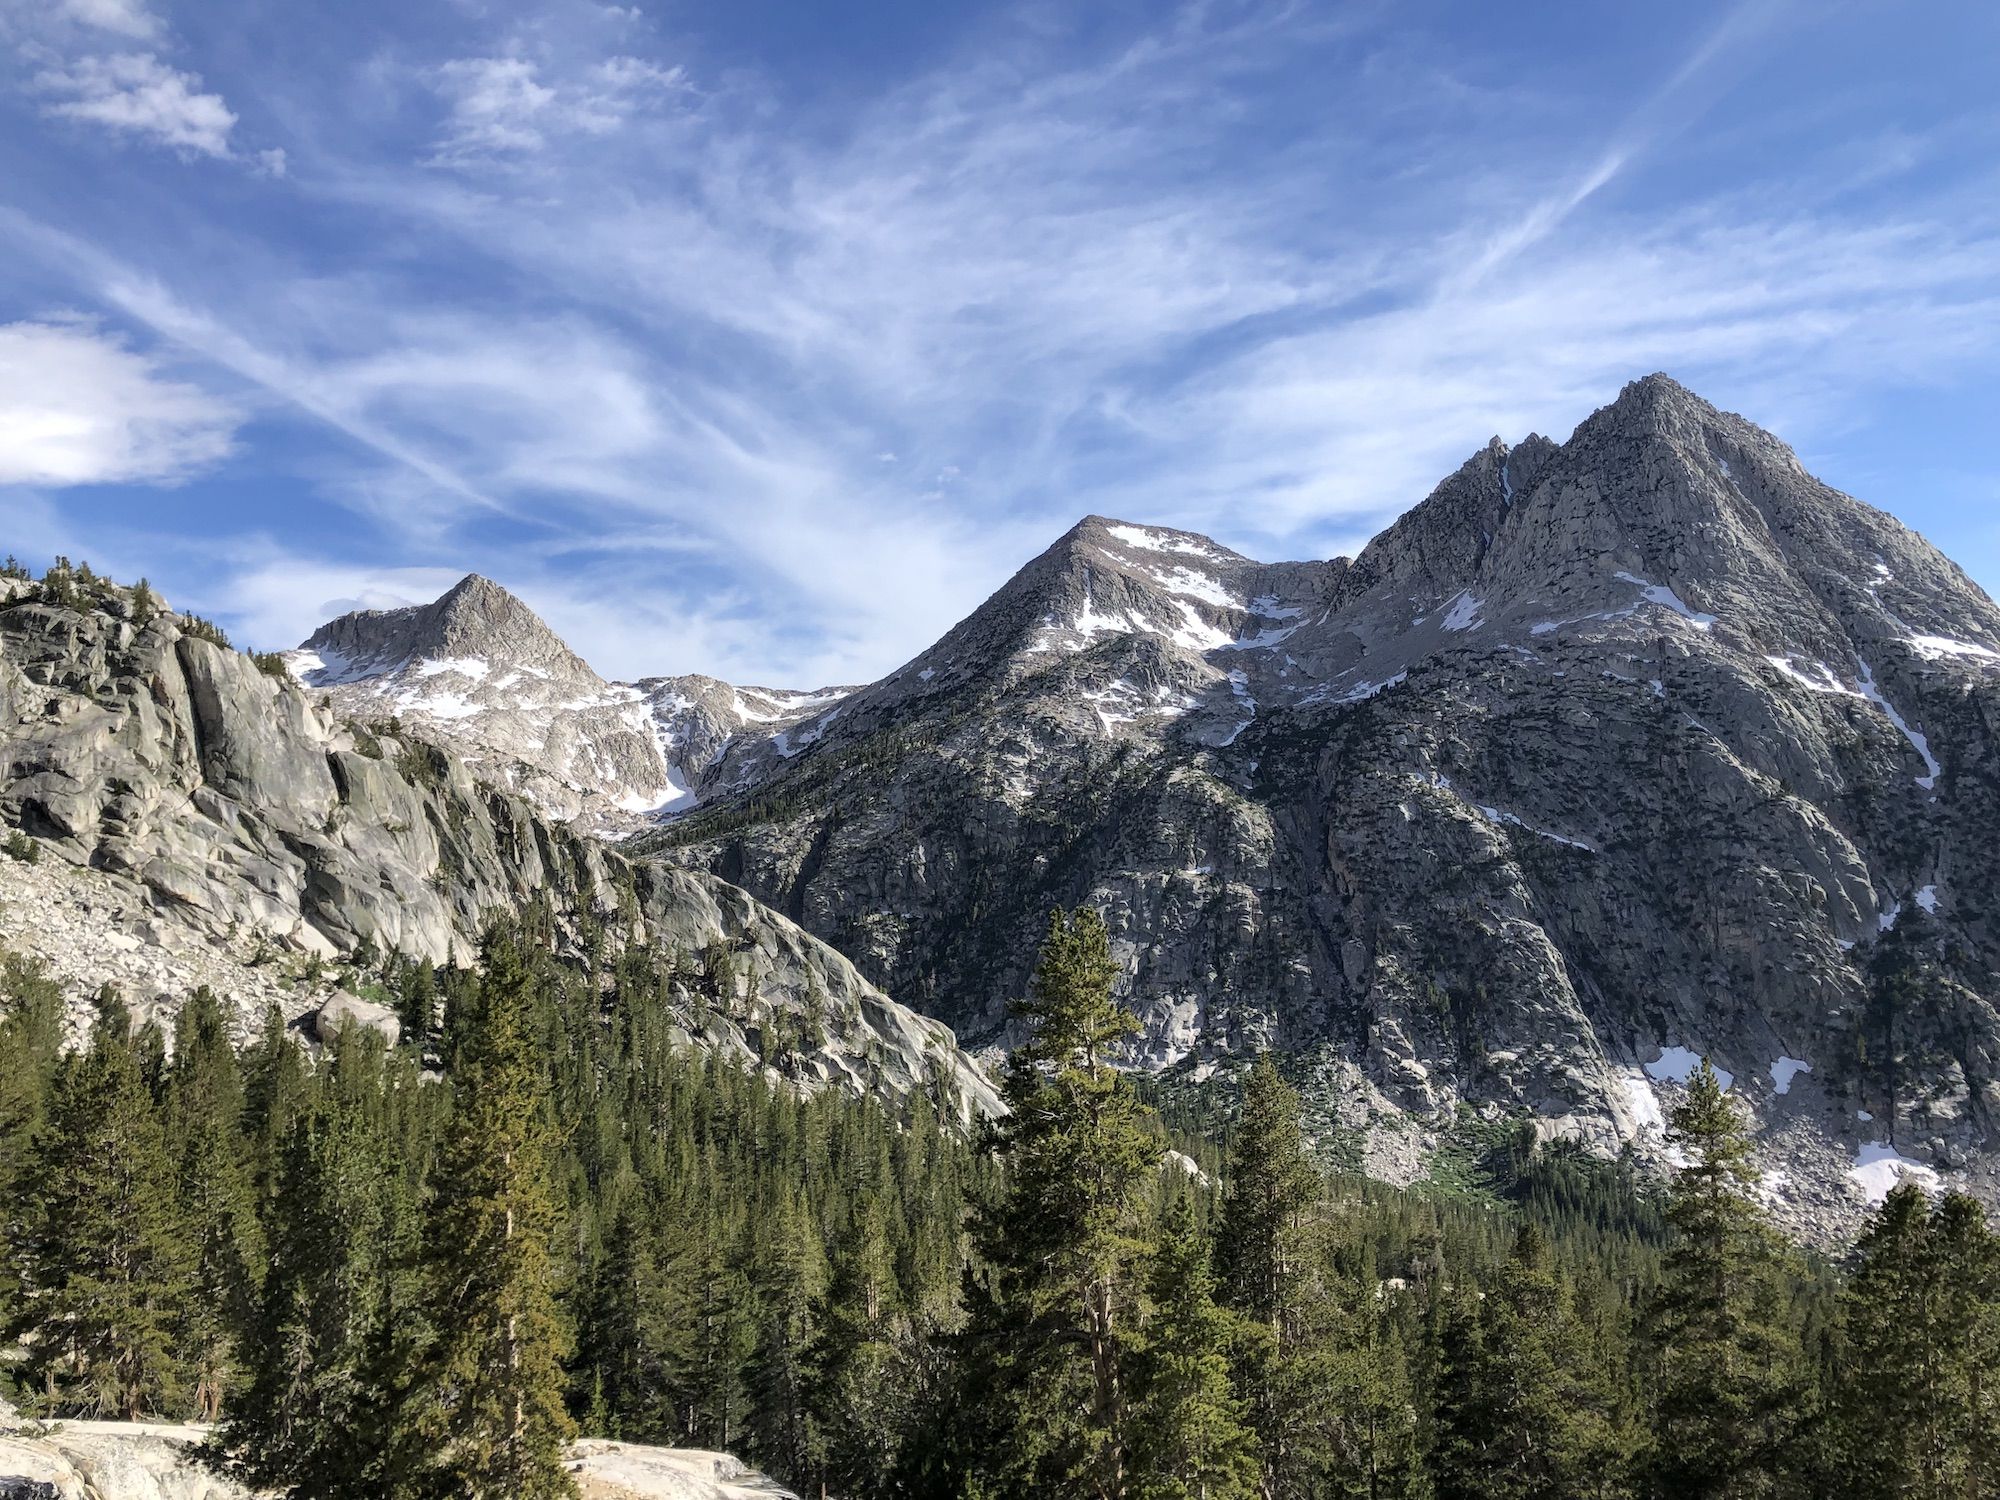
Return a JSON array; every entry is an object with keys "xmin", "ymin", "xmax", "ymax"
[
  {"xmin": 287, "ymin": 576, "xmax": 850, "ymax": 829},
  {"xmin": 0, "ymin": 573, "xmax": 997, "ymax": 1120},
  {"xmin": 629, "ymin": 375, "xmax": 2000, "ymax": 1227}
]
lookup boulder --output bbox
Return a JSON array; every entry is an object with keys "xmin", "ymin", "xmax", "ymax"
[{"xmin": 313, "ymin": 989, "xmax": 401, "ymax": 1049}]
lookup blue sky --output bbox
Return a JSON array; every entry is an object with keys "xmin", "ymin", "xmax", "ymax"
[{"xmin": 1, "ymin": 0, "xmax": 1996, "ymax": 685}]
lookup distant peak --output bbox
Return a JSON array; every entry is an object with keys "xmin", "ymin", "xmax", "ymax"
[
  {"xmin": 434, "ymin": 573, "xmax": 536, "ymax": 628},
  {"xmin": 1601, "ymin": 371, "xmax": 1718, "ymax": 425},
  {"xmin": 441, "ymin": 572, "xmax": 507, "ymax": 602},
  {"xmin": 301, "ymin": 572, "xmax": 590, "ymax": 680}
]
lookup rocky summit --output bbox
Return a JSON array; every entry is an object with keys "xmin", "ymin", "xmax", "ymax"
[
  {"xmin": 287, "ymin": 573, "xmax": 851, "ymax": 832},
  {"xmin": 610, "ymin": 374, "xmax": 2000, "ymax": 1235}
]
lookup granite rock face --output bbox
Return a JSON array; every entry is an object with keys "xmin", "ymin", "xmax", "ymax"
[
  {"xmin": 635, "ymin": 376, "xmax": 2000, "ymax": 1223},
  {"xmin": 0, "ymin": 581, "xmax": 995, "ymax": 1121},
  {"xmin": 0, "ymin": 1423, "xmax": 795, "ymax": 1500}
]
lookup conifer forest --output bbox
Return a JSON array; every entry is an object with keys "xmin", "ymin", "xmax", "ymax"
[{"xmin": 3, "ymin": 906, "xmax": 1996, "ymax": 1499}]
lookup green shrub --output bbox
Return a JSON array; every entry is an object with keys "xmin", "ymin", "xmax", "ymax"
[{"xmin": 178, "ymin": 613, "xmax": 233, "ymax": 650}]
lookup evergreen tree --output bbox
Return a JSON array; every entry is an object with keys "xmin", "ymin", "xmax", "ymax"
[
  {"xmin": 1641, "ymin": 1062, "xmax": 1805, "ymax": 1499},
  {"xmin": 960, "ymin": 906, "xmax": 1162, "ymax": 1499},
  {"xmin": 1830, "ymin": 1185, "xmax": 2000, "ymax": 1499},
  {"xmin": 0, "ymin": 952, "xmax": 65, "ymax": 1332},
  {"xmin": 241, "ymin": 1001, "xmax": 312, "ymax": 1207},
  {"xmin": 226, "ymin": 1097, "xmax": 401, "ymax": 1497},
  {"xmin": 9, "ymin": 999, "xmax": 194, "ymax": 1418},
  {"xmin": 746, "ymin": 1186, "xmax": 827, "ymax": 1483},
  {"xmin": 1433, "ymin": 1223, "xmax": 1631, "ymax": 1500},
  {"xmin": 397, "ymin": 930, "xmax": 578, "ymax": 1498},
  {"xmin": 163, "ymin": 988, "xmax": 265, "ymax": 1421},
  {"xmin": 574, "ymin": 1191, "xmax": 680, "ymax": 1442},
  {"xmin": 1127, "ymin": 1197, "xmax": 1260, "ymax": 1500},
  {"xmin": 811, "ymin": 1192, "xmax": 911, "ymax": 1497},
  {"xmin": 399, "ymin": 957, "xmax": 439, "ymax": 1058},
  {"xmin": 1215, "ymin": 1051, "xmax": 1322, "ymax": 1495}
]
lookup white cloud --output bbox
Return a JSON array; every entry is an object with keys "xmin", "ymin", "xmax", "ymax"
[
  {"xmin": 426, "ymin": 52, "xmax": 686, "ymax": 163},
  {"xmin": 37, "ymin": 52, "xmax": 237, "ymax": 156},
  {"xmin": 55, "ymin": 0, "xmax": 160, "ymax": 39},
  {"xmin": 0, "ymin": 320, "xmax": 238, "ymax": 486},
  {"xmin": 429, "ymin": 57, "xmax": 556, "ymax": 156}
]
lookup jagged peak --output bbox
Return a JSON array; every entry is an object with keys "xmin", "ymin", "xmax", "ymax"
[{"xmin": 300, "ymin": 573, "xmax": 589, "ymax": 680}]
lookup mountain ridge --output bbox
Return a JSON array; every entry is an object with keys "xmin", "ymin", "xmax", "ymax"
[
  {"xmin": 262, "ymin": 373, "xmax": 2000, "ymax": 1238},
  {"xmin": 623, "ymin": 374, "xmax": 2000, "ymax": 1238}
]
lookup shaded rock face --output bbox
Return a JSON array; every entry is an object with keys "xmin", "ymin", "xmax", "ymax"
[
  {"xmin": 0, "ymin": 588, "xmax": 995, "ymax": 1122},
  {"xmin": 639, "ymin": 376, "xmax": 2000, "ymax": 1213},
  {"xmin": 286, "ymin": 577, "xmax": 851, "ymax": 832}
]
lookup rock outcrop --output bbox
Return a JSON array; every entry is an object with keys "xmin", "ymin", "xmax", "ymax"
[
  {"xmin": 0, "ymin": 577, "xmax": 996, "ymax": 1121},
  {"xmin": 0, "ymin": 1423, "xmax": 796, "ymax": 1500}
]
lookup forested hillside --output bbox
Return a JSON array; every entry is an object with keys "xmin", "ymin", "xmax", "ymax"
[{"xmin": 4, "ymin": 909, "xmax": 1996, "ymax": 1498}]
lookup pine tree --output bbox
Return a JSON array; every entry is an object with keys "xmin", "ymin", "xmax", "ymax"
[
  {"xmin": 1127, "ymin": 1197, "xmax": 1260, "ymax": 1500},
  {"xmin": 1433, "ymin": 1223, "xmax": 1631, "ymax": 1500},
  {"xmin": 10, "ymin": 998, "xmax": 194, "ymax": 1418},
  {"xmin": 575, "ymin": 1191, "xmax": 680, "ymax": 1443},
  {"xmin": 164, "ymin": 988, "xmax": 266, "ymax": 1421},
  {"xmin": 746, "ymin": 1185, "xmax": 828, "ymax": 1483},
  {"xmin": 812, "ymin": 1192, "xmax": 911, "ymax": 1497},
  {"xmin": 960, "ymin": 906, "xmax": 1162, "ymax": 1499},
  {"xmin": 241, "ymin": 1001, "xmax": 312, "ymax": 1207},
  {"xmin": 399, "ymin": 957, "xmax": 439, "ymax": 1058},
  {"xmin": 0, "ymin": 952, "xmax": 65, "ymax": 1332},
  {"xmin": 226, "ymin": 1097, "xmax": 401, "ymax": 1497},
  {"xmin": 397, "ymin": 930, "xmax": 578, "ymax": 1499},
  {"xmin": 1831, "ymin": 1185, "xmax": 2000, "ymax": 1499},
  {"xmin": 1641, "ymin": 1061, "xmax": 1805, "ymax": 1499},
  {"xmin": 1215, "ymin": 1051, "xmax": 1321, "ymax": 1495}
]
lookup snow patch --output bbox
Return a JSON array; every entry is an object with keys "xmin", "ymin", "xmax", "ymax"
[
  {"xmin": 1854, "ymin": 659, "xmax": 1940, "ymax": 788},
  {"xmin": 1138, "ymin": 562, "xmax": 1242, "ymax": 609},
  {"xmin": 1441, "ymin": 591, "xmax": 1484, "ymax": 632},
  {"xmin": 1217, "ymin": 669, "xmax": 1256, "ymax": 746},
  {"xmin": 1906, "ymin": 633, "xmax": 2000, "ymax": 662},
  {"xmin": 1615, "ymin": 571, "xmax": 1716, "ymax": 631},
  {"xmin": 1644, "ymin": 1046, "xmax": 1732, "ymax": 1091},
  {"xmin": 1471, "ymin": 802, "xmax": 1597, "ymax": 852},
  {"xmin": 1169, "ymin": 600, "xmax": 1234, "ymax": 652},
  {"xmin": 1768, "ymin": 1056, "xmax": 1811, "ymax": 1095},
  {"xmin": 1310, "ymin": 670, "xmax": 1407, "ymax": 706},
  {"xmin": 1105, "ymin": 523, "xmax": 1223, "ymax": 560},
  {"xmin": 414, "ymin": 655, "xmax": 491, "ymax": 681},
  {"xmin": 1765, "ymin": 655, "xmax": 1860, "ymax": 697},
  {"xmin": 1849, "ymin": 1141, "xmax": 1940, "ymax": 1206},
  {"xmin": 1915, "ymin": 883, "xmax": 1938, "ymax": 914}
]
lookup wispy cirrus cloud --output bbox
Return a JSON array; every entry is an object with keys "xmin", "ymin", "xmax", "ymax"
[
  {"xmin": 424, "ymin": 52, "xmax": 690, "ymax": 164},
  {"xmin": 2, "ymin": 0, "xmax": 1998, "ymax": 683},
  {"xmin": 53, "ymin": 0, "xmax": 160, "ymax": 40}
]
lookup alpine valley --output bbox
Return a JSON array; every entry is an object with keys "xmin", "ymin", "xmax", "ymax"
[
  {"xmin": 255, "ymin": 374, "xmax": 2000, "ymax": 1239},
  {"xmin": 8, "ymin": 373, "xmax": 2000, "ymax": 1500}
]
